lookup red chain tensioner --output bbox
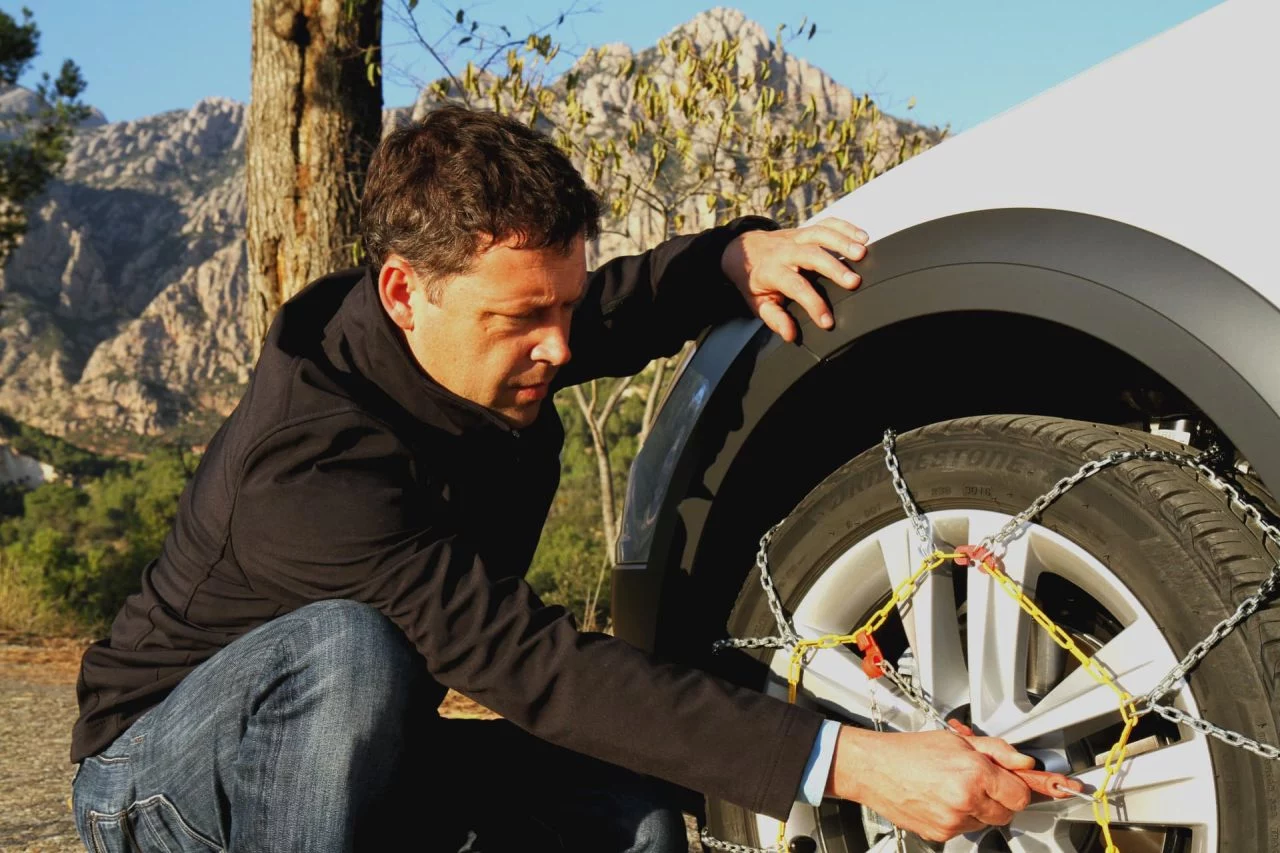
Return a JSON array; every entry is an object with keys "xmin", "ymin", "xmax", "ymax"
[
  {"xmin": 954, "ymin": 544, "xmax": 1003, "ymax": 575},
  {"xmin": 855, "ymin": 630, "xmax": 886, "ymax": 678}
]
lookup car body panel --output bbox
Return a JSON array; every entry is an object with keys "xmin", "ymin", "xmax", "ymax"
[{"xmin": 817, "ymin": 0, "xmax": 1277, "ymax": 308}]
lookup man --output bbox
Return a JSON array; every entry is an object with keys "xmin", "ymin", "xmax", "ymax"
[{"xmin": 71, "ymin": 106, "xmax": 1078, "ymax": 852}]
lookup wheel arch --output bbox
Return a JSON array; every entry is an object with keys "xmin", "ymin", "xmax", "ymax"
[{"xmin": 613, "ymin": 208, "xmax": 1280, "ymax": 657}]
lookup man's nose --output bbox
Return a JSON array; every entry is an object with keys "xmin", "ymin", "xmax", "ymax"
[{"xmin": 532, "ymin": 324, "xmax": 571, "ymax": 366}]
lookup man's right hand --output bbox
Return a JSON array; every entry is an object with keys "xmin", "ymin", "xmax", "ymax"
[{"xmin": 824, "ymin": 725, "xmax": 1082, "ymax": 843}]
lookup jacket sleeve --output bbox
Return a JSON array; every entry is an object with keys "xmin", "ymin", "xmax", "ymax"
[
  {"xmin": 228, "ymin": 412, "xmax": 822, "ymax": 820},
  {"xmin": 551, "ymin": 216, "xmax": 779, "ymax": 390}
]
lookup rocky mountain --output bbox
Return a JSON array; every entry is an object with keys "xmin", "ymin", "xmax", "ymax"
[
  {"xmin": 0, "ymin": 8, "xmax": 939, "ymax": 453},
  {"xmin": 0, "ymin": 84, "xmax": 108, "ymax": 135},
  {"xmin": 0, "ymin": 96, "xmax": 250, "ymax": 451}
]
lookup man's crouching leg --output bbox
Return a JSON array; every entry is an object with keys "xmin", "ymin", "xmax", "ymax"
[
  {"xmin": 73, "ymin": 600, "xmax": 435, "ymax": 853},
  {"xmin": 441, "ymin": 717, "xmax": 689, "ymax": 853}
]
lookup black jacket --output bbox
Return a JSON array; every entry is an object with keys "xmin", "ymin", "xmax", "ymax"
[{"xmin": 72, "ymin": 219, "xmax": 825, "ymax": 820}]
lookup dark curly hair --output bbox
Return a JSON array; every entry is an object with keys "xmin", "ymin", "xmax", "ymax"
[{"xmin": 360, "ymin": 105, "xmax": 601, "ymax": 302}]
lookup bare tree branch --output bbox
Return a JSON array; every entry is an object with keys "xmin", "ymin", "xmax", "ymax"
[
  {"xmin": 571, "ymin": 383, "xmax": 618, "ymax": 553},
  {"xmin": 597, "ymin": 373, "xmax": 636, "ymax": 429},
  {"xmin": 391, "ymin": 0, "xmax": 466, "ymax": 101},
  {"xmin": 387, "ymin": 0, "xmax": 600, "ymax": 101}
]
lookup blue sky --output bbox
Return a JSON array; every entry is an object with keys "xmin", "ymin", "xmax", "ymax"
[{"xmin": 15, "ymin": 0, "xmax": 1221, "ymax": 134}]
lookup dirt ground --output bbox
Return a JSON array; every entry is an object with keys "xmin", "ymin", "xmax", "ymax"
[
  {"xmin": 0, "ymin": 634, "xmax": 701, "ymax": 853},
  {"xmin": 0, "ymin": 635, "xmax": 87, "ymax": 853}
]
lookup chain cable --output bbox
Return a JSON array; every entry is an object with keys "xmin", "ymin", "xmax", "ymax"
[{"xmin": 700, "ymin": 428, "xmax": 1280, "ymax": 853}]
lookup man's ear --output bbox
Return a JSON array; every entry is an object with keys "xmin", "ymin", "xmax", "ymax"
[{"xmin": 377, "ymin": 255, "xmax": 418, "ymax": 332}]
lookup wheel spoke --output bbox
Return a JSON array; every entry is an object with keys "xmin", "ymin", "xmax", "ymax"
[
  {"xmin": 877, "ymin": 520, "xmax": 923, "ymax": 649},
  {"xmin": 792, "ymin": 618, "xmax": 922, "ymax": 729},
  {"xmin": 867, "ymin": 833, "xmax": 938, "ymax": 853},
  {"xmin": 865, "ymin": 835, "xmax": 904, "ymax": 853},
  {"xmin": 1083, "ymin": 738, "xmax": 1215, "ymax": 828},
  {"xmin": 875, "ymin": 525, "xmax": 969, "ymax": 715},
  {"xmin": 943, "ymin": 833, "xmax": 998, "ymax": 852},
  {"xmin": 988, "ymin": 618, "xmax": 1176, "ymax": 744},
  {"xmin": 1023, "ymin": 738, "xmax": 1215, "ymax": 828},
  {"xmin": 1001, "ymin": 815, "xmax": 1080, "ymax": 852},
  {"xmin": 966, "ymin": 512, "xmax": 1035, "ymax": 731}
]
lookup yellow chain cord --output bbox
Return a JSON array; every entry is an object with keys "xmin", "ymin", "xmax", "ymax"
[
  {"xmin": 978, "ymin": 551, "xmax": 1134, "ymax": 852},
  {"xmin": 782, "ymin": 548, "xmax": 1134, "ymax": 853},
  {"xmin": 786, "ymin": 551, "xmax": 956, "ymax": 704}
]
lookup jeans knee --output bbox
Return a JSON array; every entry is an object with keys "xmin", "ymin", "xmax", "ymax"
[
  {"xmin": 298, "ymin": 599, "xmax": 399, "ymax": 647},
  {"xmin": 284, "ymin": 600, "xmax": 424, "ymax": 716},
  {"xmin": 630, "ymin": 807, "xmax": 688, "ymax": 853}
]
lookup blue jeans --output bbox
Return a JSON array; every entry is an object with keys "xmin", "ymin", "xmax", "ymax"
[{"xmin": 71, "ymin": 600, "xmax": 688, "ymax": 853}]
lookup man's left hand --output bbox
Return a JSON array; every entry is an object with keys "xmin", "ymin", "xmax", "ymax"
[{"xmin": 720, "ymin": 217, "xmax": 869, "ymax": 343}]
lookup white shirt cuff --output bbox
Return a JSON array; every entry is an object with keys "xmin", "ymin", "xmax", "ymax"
[{"xmin": 797, "ymin": 719, "xmax": 842, "ymax": 806}]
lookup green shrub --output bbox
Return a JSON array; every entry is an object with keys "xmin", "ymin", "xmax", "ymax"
[{"xmin": 0, "ymin": 446, "xmax": 195, "ymax": 630}]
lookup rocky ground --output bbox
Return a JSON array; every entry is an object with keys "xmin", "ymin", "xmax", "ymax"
[{"xmin": 0, "ymin": 635, "xmax": 702, "ymax": 852}]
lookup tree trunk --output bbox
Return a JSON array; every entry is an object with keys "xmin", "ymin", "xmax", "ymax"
[{"xmin": 247, "ymin": 0, "xmax": 382, "ymax": 346}]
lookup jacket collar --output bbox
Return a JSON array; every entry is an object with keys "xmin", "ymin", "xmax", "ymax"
[{"xmin": 328, "ymin": 268, "xmax": 521, "ymax": 438}]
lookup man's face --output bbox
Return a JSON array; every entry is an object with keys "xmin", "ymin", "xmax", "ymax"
[{"xmin": 387, "ymin": 235, "xmax": 587, "ymax": 429}]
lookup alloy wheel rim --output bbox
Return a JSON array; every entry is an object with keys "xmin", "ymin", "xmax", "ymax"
[{"xmin": 753, "ymin": 508, "xmax": 1218, "ymax": 853}]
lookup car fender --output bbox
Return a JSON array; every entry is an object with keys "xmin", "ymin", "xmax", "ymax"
[{"xmin": 614, "ymin": 208, "xmax": 1280, "ymax": 652}]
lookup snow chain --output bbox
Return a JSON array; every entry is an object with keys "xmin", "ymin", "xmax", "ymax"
[{"xmin": 701, "ymin": 429, "xmax": 1280, "ymax": 853}]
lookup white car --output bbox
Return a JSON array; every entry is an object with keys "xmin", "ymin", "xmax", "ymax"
[{"xmin": 614, "ymin": 0, "xmax": 1279, "ymax": 850}]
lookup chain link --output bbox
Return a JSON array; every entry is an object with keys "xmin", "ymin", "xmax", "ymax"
[
  {"xmin": 698, "ymin": 827, "xmax": 780, "ymax": 853},
  {"xmin": 703, "ymin": 427, "xmax": 1280, "ymax": 852},
  {"xmin": 701, "ymin": 524, "xmax": 806, "ymax": 853},
  {"xmin": 1144, "ymin": 572, "xmax": 1279, "ymax": 706},
  {"xmin": 867, "ymin": 683, "xmax": 910, "ymax": 853},
  {"xmin": 878, "ymin": 660, "xmax": 952, "ymax": 732},
  {"xmin": 883, "ymin": 434, "xmax": 935, "ymax": 557},
  {"xmin": 1148, "ymin": 701, "xmax": 1280, "ymax": 760},
  {"xmin": 1138, "ymin": 453, "xmax": 1280, "ymax": 703},
  {"xmin": 713, "ymin": 636, "xmax": 789, "ymax": 652},
  {"xmin": 756, "ymin": 522, "xmax": 799, "ymax": 648},
  {"xmin": 711, "ymin": 523, "xmax": 798, "ymax": 657}
]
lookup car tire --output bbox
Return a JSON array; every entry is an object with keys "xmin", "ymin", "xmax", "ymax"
[{"xmin": 708, "ymin": 415, "xmax": 1279, "ymax": 852}]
